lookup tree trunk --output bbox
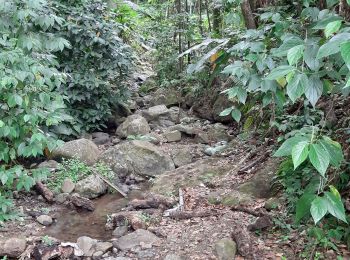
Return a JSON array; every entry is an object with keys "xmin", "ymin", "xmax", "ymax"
[
  {"xmin": 176, "ymin": 0, "xmax": 183, "ymax": 71},
  {"xmin": 240, "ymin": 0, "xmax": 257, "ymax": 29},
  {"xmin": 205, "ymin": 0, "xmax": 212, "ymax": 32},
  {"xmin": 199, "ymin": 0, "xmax": 203, "ymax": 35},
  {"xmin": 339, "ymin": 0, "xmax": 350, "ymax": 21},
  {"xmin": 213, "ymin": 4, "xmax": 221, "ymax": 36}
]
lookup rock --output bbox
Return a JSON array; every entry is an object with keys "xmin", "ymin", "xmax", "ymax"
[
  {"xmin": 116, "ymin": 229, "xmax": 161, "ymax": 251},
  {"xmin": 171, "ymin": 149, "xmax": 192, "ymax": 167},
  {"xmin": 169, "ymin": 124, "xmax": 199, "ymax": 135},
  {"xmin": 92, "ymin": 251, "xmax": 103, "ymax": 259},
  {"xmin": 75, "ymin": 175, "xmax": 107, "ymax": 199},
  {"xmin": 164, "ymin": 254, "xmax": 183, "ymax": 260},
  {"xmin": 151, "ymin": 158, "xmax": 230, "ymax": 195},
  {"xmin": 264, "ymin": 197, "xmax": 281, "ymax": 210},
  {"xmin": 112, "ymin": 226, "xmax": 128, "ymax": 238},
  {"xmin": 163, "ymin": 130, "xmax": 181, "ymax": 142},
  {"xmin": 148, "ymin": 88, "xmax": 182, "ymax": 107},
  {"xmin": 95, "ymin": 242, "xmax": 113, "ymax": 253},
  {"xmin": 195, "ymin": 132, "xmax": 210, "ymax": 144},
  {"xmin": 207, "ymin": 123, "xmax": 230, "ymax": 142},
  {"xmin": 0, "ymin": 237, "xmax": 27, "ymax": 258},
  {"xmin": 52, "ymin": 139, "xmax": 100, "ymax": 165},
  {"xmin": 77, "ymin": 236, "xmax": 97, "ymax": 256},
  {"xmin": 237, "ymin": 158, "xmax": 279, "ymax": 198},
  {"xmin": 61, "ymin": 178, "xmax": 75, "ymax": 193},
  {"xmin": 142, "ymin": 105, "xmax": 170, "ymax": 121},
  {"xmin": 36, "ymin": 215, "xmax": 53, "ymax": 226},
  {"xmin": 212, "ymin": 94, "xmax": 234, "ymax": 123},
  {"xmin": 116, "ymin": 114, "xmax": 151, "ymax": 138},
  {"xmin": 69, "ymin": 193, "xmax": 95, "ymax": 211},
  {"xmin": 98, "ymin": 140, "xmax": 175, "ymax": 177},
  {"xmin": 204, "ymin": 141, "xmax": 228, "ymax": 156},
  {"xmin": 215, "ymin": 238, "xmax": 237, "ymax": 260},
  {"xmin": 56, "ymin": 193, "xmax": 70, "ymax": 204},
  {"xmin": 247, "ymin": 216, "xmax": 273, "ymax": 231},
  {"xmin": 37, "ymin": 160, "xmax": 59, "ymax": 171},
  {"xmin": 92, "ymin": 132, "xmax": 110, "ymax": 145}
]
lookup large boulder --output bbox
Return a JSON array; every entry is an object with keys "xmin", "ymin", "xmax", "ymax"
[
  {"xmin": 99, "ymin": 140, "xmax": 175, "ymax": 177},
  {"xmin": 148, "ymin": 88, "xmax": 182, "ymax": 107},
  {"xmin": 115, "ymin": 229, "xmax": 161, "ymax": 251},
  {"xmin": 75, "ymin": 175, "xmax": 108, "ymax": 199},
  {"xmin": 116, "ymin": 114, "xmax": 151, "ymax": 138},
  {"xmin": 0, "ymin": 237, "xmax": 27, "ymax": 258},
  {"xmin": 142, "ymin": 105, "xmax": 170, "ymax": 121},
  {"xmin": 52, "ymin": 139, "xmax": 99, "ymax": 165},
  {"xmin": 214, "ymin": 238, "xmax": 237, "ymax": 260}
]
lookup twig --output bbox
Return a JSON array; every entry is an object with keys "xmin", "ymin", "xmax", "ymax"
[
  {"xmin": 179, "ymin": 188, "xmax": 184, "ymax": 211},
  {"xmin": 237, "ymin": 153, "xmax": 269, "ymax": 174},
  {"xmin": 95, "ymin": 173, "xmax": 127, "ymax": 198},
  {"xmin": 231, "ymin": 206, "xmax": 265, "ymax": 217},
  {"xmin": 167, "ymin": 210, "xmax": 220, "ymax": 220}
]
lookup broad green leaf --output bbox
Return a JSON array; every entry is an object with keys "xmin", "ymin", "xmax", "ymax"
[
  {"xmin": 0, "ymin": 120, "xmax": 4, "ymax": 128},
  {"xmin": 274, "ymin": 135, "xmax": 310, "ymax": 157},
  {"xmin": 265, "ymin": 66, "xmax": 296, "ymax": 80},
  {"xmin": 287, "ymin": 73, "xmax": 308, "ymax": 102},
  {"xmin": 304, "ymin": 44, "xmax": 320, "ymax": 71},
  {"xmin": 220, "ymin": 107, "xmax": 233, "ymax": 116},
  {"xmin": 296, "ymin": 192, "xmax": 316, "ymax": 223},
  {"xmin": 340, "ymin": 42, "xmax": 350, "ymax": 64},
  {"xmin": 231, "ymin": 108, "xmax": 241, "ymax": 123},
  {"xmin": 292, "ymin": 141, "xmax": 309, "ymax": 169},
  {"xmin": 324, "ymin": 20, "xmax": 342, "ymax": 38},
  {"xmin": 324, "ymin": 191, "xmax": 347, "ymax": 223},
  {"xmin": 309, "ymin": 143, "xmax": 330, "ymax": 176},
  {"xmin": 310, "ymin": 196, "xmax": 328, "ymax": 224},
  {"xmin": 236, "ymin": 87, "xmax": 247, "ymax": 104},
  {"xmin": 305, "ymin": 75, "xmax": 323, "ymax": 107},
  {"xmin": 317, "ymin": 33, "xmax": 350, "ymax": 59},
  {"xmin": 319, "ymin": 136, "xmax": 343, "ymax": 167},
  {"xmin": 329, "ymin": 185, "xmax": 341, "ymax": 200},
  {"xmin": 287, "ymin": 45, "xmax": 304, "ymax": 65}
]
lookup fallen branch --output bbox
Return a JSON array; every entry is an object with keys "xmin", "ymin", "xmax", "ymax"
[
  {"xmin": 95, "ymin": 173, "xmax": 127, "ymax": 198},
  {"xmin": 230, "ymin": 206, "xmax": 265, "ymax": 217},
  {"xmin": 237, "ymin": 153, "xmax": 269, "ymax": 174},
  {"xmin": 128, "ymin": 194, "xmax": 176, "ymax": 210},
  {"xmin": 35, "ymin": 181, "xmax": 54, "ymax": 203},
  {"xmin": 231, "ymin": 226, "xmax": 253, "ymax": 258}
]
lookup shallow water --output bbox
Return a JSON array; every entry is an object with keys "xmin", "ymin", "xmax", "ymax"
[{"xmin": 43, "ymin": 189, "xmax": 144, "ymax": 242}]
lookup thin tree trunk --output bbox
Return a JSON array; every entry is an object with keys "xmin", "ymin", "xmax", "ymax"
[
  {"xmin": 213, "ymin": 4, "xmax": 221, "ymax": 36},
  {"xmin": 199, "ymin": 0, "xmax": 203, "ymax": 35},
  {"xmin": 205, "ymin": 0, "xmax": 212, "ymax": 32},
  {"xmin": 176, "ymin": 0, "xmax": 183, "ymax": 71},
  {"xmin": 185, "ymin": 0, "xmax": 191, "ymax": 64},
  {"xmin": 240, "ymin": 0, "xmax": 256, "ymax": 29}
]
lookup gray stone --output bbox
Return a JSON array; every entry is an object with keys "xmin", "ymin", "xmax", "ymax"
[
  {"xmin": 61, "ymin": 178, "xmax": 75, "ymax": 193},
  {"xmin": 204, "ymin": 141, "xmax": 228, "ymax": 156},
  {"xmin": 116, "ymin": 114, "xmax": 151, "ymax": 138},
  {"xmin": 52, "ymin": 139, "xmax": 100, "ymax": 165},
  {"xmin": 95, "ymin": 241, "xmax": 113, "ymax": 253},
  {"xmin": 164, "ymin": 130, "xmax": 181, "ymax": 142},
  {"xmin": 165, "ymin": 254, "xmax": 183, "ymax": 260},
  {"xmin": 171, "ymin": 149, "xmax": 192, "ymax": 167},
  {"xmin": 92, "ymin": 251, "xmax": 103, "ymax": 259},
  {"xmin": 142, "ymin": 105, "xmax": 170, "ymax": 121},
  {"xmin": 195, "ymin": 132, "xmax": 210, "ymax": 144},
  {"xmin": 149, "ymin": 88, "xmax": 182, "ymax": 107},
  {"xmin": 112, "ymin": 226, "xmax": 128, "ymax": 238},
  {"xmin": 36, "ymin": 215, "xmax": 53, "ymax": 226},
  {"xmin": 92, "ymin": 132, "xmax": 110, "ymax": 145},
  {"xmin": 116, "ymin": 229, "xmax": 161, "ymax": 251},
  {"xmin": 169, "ymin": 124, "xmax": 199, "ymax": 135},
  {"xmin": 98, "ymin": 140, "xmax": 175, "ymax": 177},
  {"xmin": 215, "ymin": 238, "xmax": 237, "ymax": 260},
  {"xmin": 77, "ymin": 236, "xmax": 97, "ymax": 256},
  {"xmin": 0, "ymin": 237, "xmax": 27, "ymax": 258},
  {"xmin": 37, "ymin": 160, "xmax": 59, "ymax": 171},
  {"xmin": 56, "ymin": 193, "xmax": 70, "ymax": 204},
  {"xmin": 75, "ymin": 174, "xmax": 108, "ymax": 199}
]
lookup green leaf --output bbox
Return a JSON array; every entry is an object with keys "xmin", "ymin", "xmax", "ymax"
[
  {"xmin": 324, "ymin": 20, "xmax": 342, "ymax": 38},
  {"xmin": 231, "ymin": 108, "xmax": 241, "ymax": 123},
  {"xmin": 340, "ymin": 42, "xmax": 350, "ymax": 64},
  {"xmin": 305, "ymin": 75, "xmax": 323, "ymax": 107},
  {"xmin": 319, "ymin": 136, "xmax": 343, "ymax": 167},
  {"xmin": 310, "ymin": 196, "xmax": 328, "ymax": 224},
  {"xmin": 287, "ymin": 73, "xmax": 308, "ymax": 102},
  {"xmin": 220, "ymin": 107, "xmax": 233, "ymax": 116},
  {"xmin": 324, "ymin": 191, "xmax": 347, "ymax": 223},
  {"xmin": 274, "ymin": 135, "xmax": 310, "ymax": 157},
  {"xmin": 236, "ymin": 87, "xmax": 247, "ymax": 104},
  {"xmin": 265, "ymin": 65, "xmax": 296, "ymax": 80},
  {"xmin": 287, "ymin": 45, "xmax": 304, "ymax": 65},
  {"xmin": 304, "ymin": 44, "xmax": 320, "ymax": 71},
  {"xmin": 0, "ymin": 120, "xmax": 4, "ymax": 128},
  {"xmin": 309, "ymin": 143, "xmax": 330, "ymax": 176},
  {"xmin": 292, "ymin": 141, "xmax": 309, "ymax": 169},
  {"xmin": 296, "ymin": 192, "xmax": 316, "ymax": 223},
  {"xmin": 317, "ymin": 33, "xmax": 350, "ymax": 59}
]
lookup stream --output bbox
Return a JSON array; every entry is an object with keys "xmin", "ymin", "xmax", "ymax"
[{"xmin": 43, "ymin": 189, "xmax": 145, "ymax": 242}]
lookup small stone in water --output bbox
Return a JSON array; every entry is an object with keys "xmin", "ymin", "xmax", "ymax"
[{"xmin": 37, "ymin": 215, "xmax": 53, "ymax": 226}]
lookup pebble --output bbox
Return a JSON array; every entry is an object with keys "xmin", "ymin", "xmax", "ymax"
[{"xmin": 36, "ymin": 215, "xmax": 53, "ymax": 226}]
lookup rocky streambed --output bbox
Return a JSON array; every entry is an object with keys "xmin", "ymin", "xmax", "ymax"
[{"xmin": 0, "ymin": 73, "xmax": 320, "ymax": 259}]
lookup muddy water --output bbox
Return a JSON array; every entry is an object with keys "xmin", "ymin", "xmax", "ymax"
[{"xmin": 44, "ymin": 189, "xmax": 144, "ymax": 242}]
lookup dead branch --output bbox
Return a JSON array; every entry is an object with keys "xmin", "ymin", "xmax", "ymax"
[
  {"xmin": 167, "ymin": 210, "xmax": 220, "ymax": 220},
  {"xmin": 35, "ymin": 181, "xmax": 54, "ymax": 203},
  {"xmin": 96, "ymin": 173, "xmax": 127, "ymax": 198}
]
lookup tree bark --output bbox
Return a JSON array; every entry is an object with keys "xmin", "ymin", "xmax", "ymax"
[
  {"xmin": 241, "ymin": 0, "xmax": 257, "ymax": 29},
  {"xmin": 205, "ymin": 0, "xmax": 212, "ymax": 32}
]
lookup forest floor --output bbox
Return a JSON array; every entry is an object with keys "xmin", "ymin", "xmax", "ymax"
[{"xmin": 1, "ymin": 55, "xmax": 350, "ymax": 260}]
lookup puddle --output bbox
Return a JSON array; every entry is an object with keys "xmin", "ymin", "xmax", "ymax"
[{"xmin": 43, "ymin": 189, "xmax": 144, "ymax": 242}]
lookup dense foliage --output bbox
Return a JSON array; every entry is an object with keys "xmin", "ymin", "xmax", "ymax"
[{"xmin": 54, "ymin": 0, "xmax": 133, "ymax": 133}]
